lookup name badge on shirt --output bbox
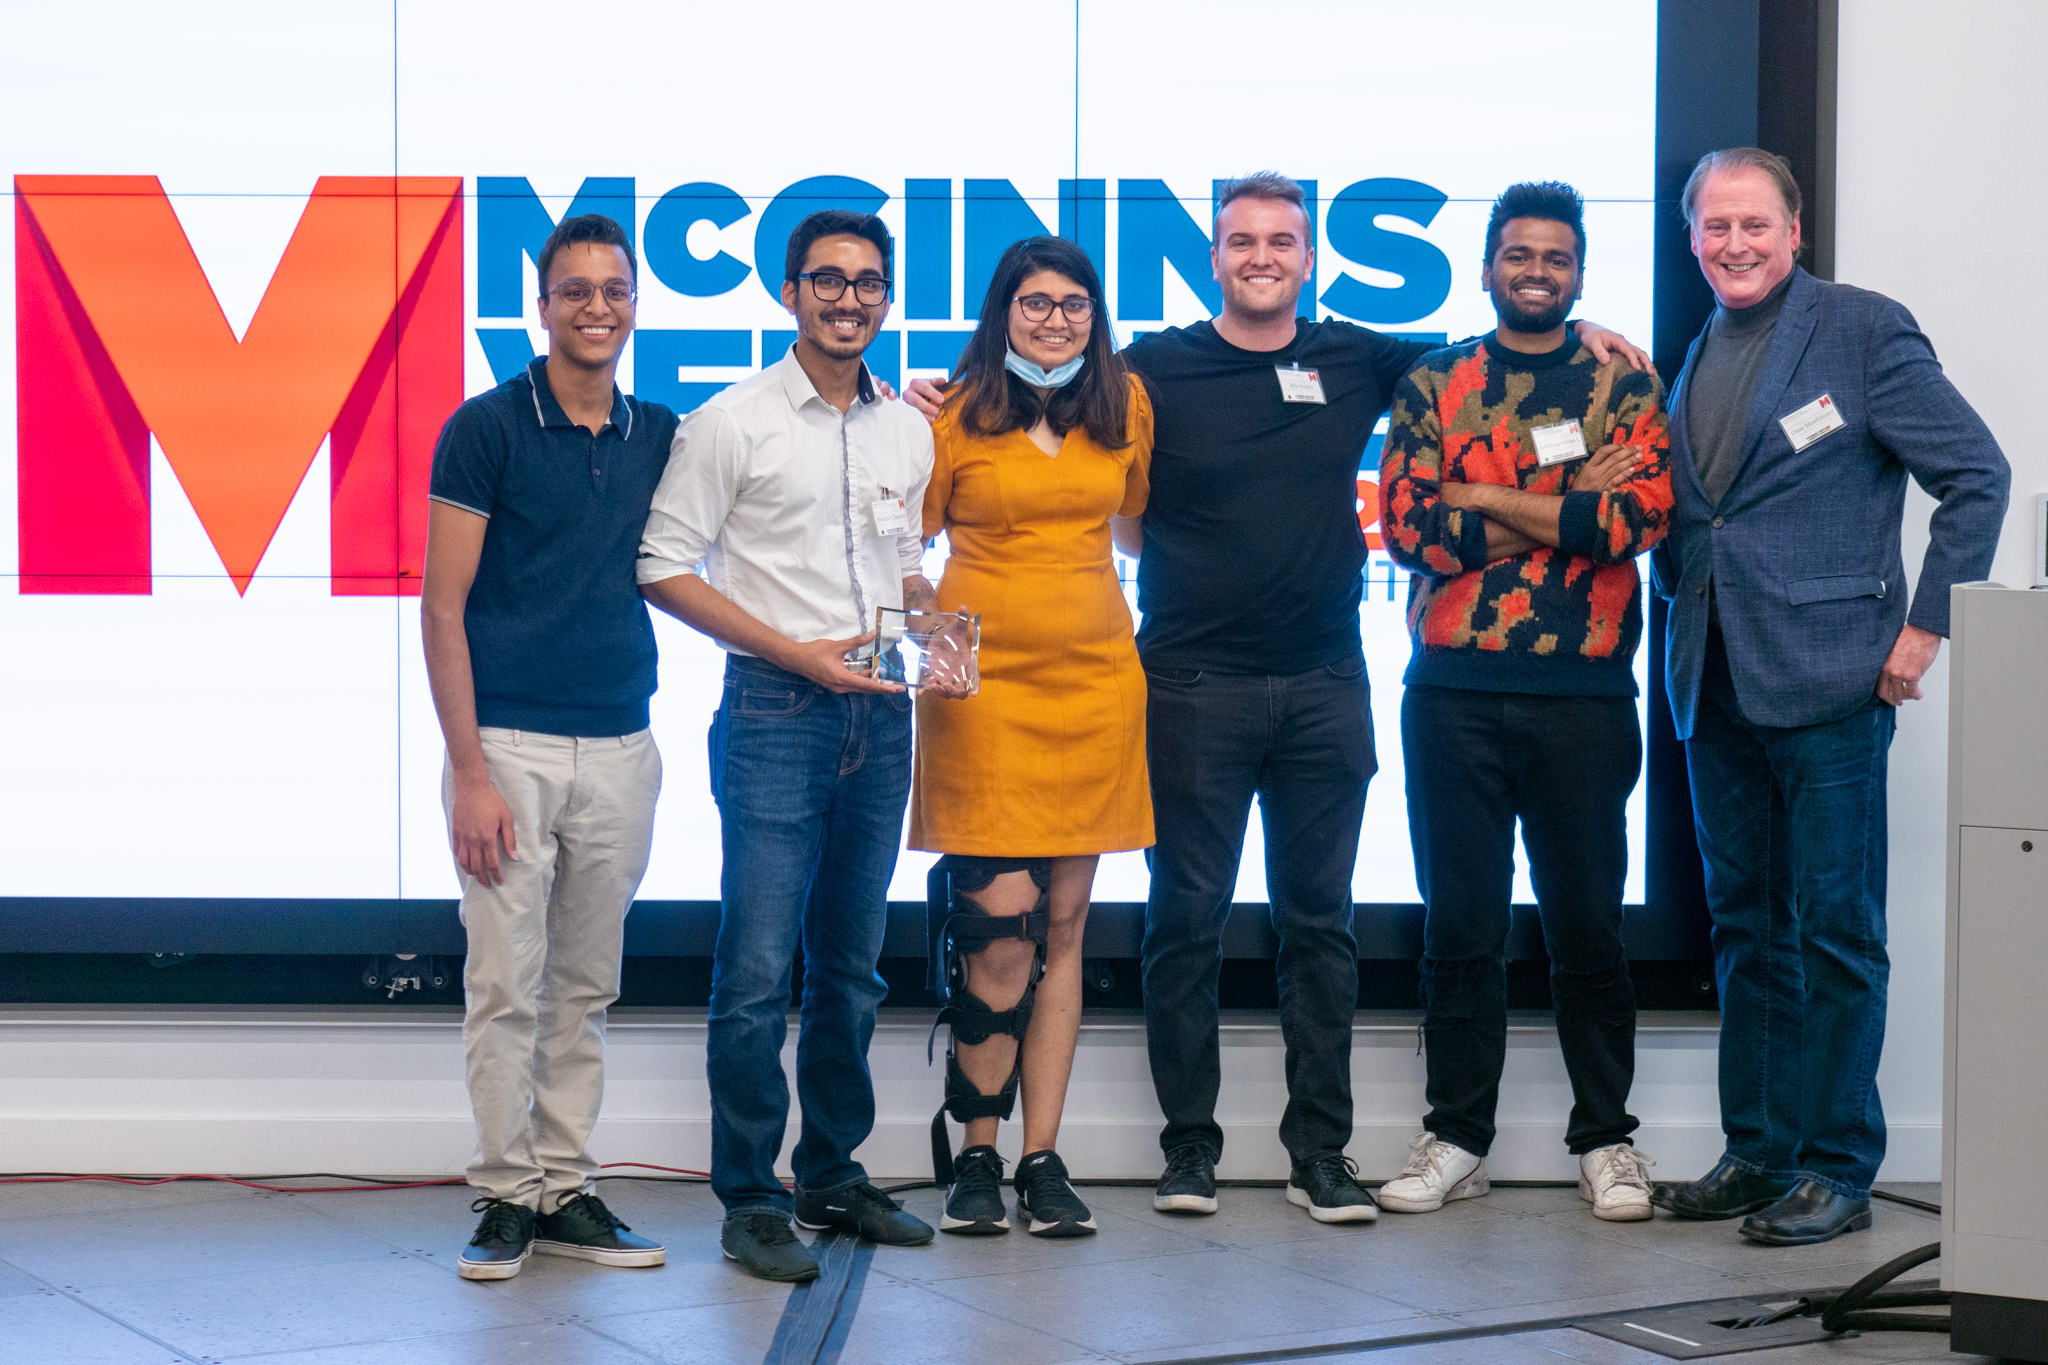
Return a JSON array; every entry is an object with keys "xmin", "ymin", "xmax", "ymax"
[
  {"xmin": 1530, "ymin": 419, "xmax": 1589, "ymax": 467},
  {"xmin": 870, "ymin": 489, "xmax": 910, "ymax": 538},
  {"xmin": 1779, "ymin": 394, "xmax": 1846, "ymax": 452},
  {"xmin": 1275, "ymin": 365, "xmax": 1327, "ymax": 404}
]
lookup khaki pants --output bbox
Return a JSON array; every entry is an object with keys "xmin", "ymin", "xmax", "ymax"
[{"xmin": 444, "ymin": 727, "xmax": 661, "ymax": 1211}]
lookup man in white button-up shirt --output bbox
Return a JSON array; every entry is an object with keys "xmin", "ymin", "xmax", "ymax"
[{"xmin": 638, "ymin": 210, "xmax": 936, "ymax": 1281}]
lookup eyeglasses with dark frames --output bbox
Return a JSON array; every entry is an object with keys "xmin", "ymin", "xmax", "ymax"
[
  {"xmin": 543, "ymin": 280, "xmax": 637, "ymax": 307},
  {"xmin": 797, "ymin": 272, "xmax": 892, "ymax": 305},
  {"xmin": 1013, "ymin": 293, "xmax": 1095, "ymax": 323}
]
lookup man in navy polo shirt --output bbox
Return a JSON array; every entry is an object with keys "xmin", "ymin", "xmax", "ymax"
[{"xmin": 422, "ymin": 213, "xmax": 675, "ymax": 1281}]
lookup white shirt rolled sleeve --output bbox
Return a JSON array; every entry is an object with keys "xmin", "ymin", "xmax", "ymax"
[
  {"xmin": 637, "ymin": 349, "xmax": 935, "ymax": 651},
  {"xmin": 636, "ymin": 404, "xmax": 742, "ymax": 585}
]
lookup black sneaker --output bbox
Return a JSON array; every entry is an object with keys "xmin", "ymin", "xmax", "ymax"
[
  {"xmin": 458, "ymin": 1197, "xmax": 537, "ymax": 1280},
  {"xmin": 1014, "ymin": 1150, "xmax": 1096, "ymax": 1237},
  {"xmin": 534, "ymin": 1192, "xmax": 666, "ymax": 1267},
  {"xmin": 1287, "ymin": 1153, "xmax": 1378, "ymax": 1224},
  {"xmin": 1154, "ymin": 1143, "xmax": 1219, "ymax": 1215},
  {"xmin": 721, "ymin": 1212, "xmax": 820, "ymax": 1282},
  {"xmin": 940, "ymin": 1145, "xmax": 1010, "ymax": 1235},
  {"xmin": 794, "ymin": 1181, "xmax": 935, "ymax": 1246}
]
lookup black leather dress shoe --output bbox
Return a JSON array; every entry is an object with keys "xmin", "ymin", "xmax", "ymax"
[
  {"xmin": 1739, "ymin": 1180, "xmax": 1872, "ymax": 1246},
  {"xmin": 1652, "ymin": 1156, "xmax": 1795, "ymax": 1220}
]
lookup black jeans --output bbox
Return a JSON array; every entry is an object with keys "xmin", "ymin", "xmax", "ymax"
[
  {"xmin": 1140, "ymin": 657, "xmax": 1376, "ymax": 1164},
  {"xmin": 1402, "ymin": 685, "xmax": 1641, "ymax": 1158}
]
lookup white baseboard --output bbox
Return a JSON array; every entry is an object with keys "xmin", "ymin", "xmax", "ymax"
[
  {"xmin": 0, "ymin": 1115, "xmax": 1944, "ymax": 1187},
  {"xmin": 0, "ymin": 1007, "xmax": 1942, "ymax": 1183}
]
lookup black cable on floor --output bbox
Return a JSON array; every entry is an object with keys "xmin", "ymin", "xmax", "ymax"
[
  {"xmin": 1734, "ymin": 1243, "xmax": 1949, "ymax": 1336},
  {"xmin": 1820, "ymin": 1244, "xmax": 1949, "ymax": 1333},
  {"xmin": 878, "ymin": 1176, "xmax": 1407, "ymax": 1195},
  {"xmin": 1134, "ymin": 1259, "xmax": 1954, "ymax": 1363},
  {"xmin": 1871, "ymin": 1187, "xmax": 1941, "ymax": 1215},
  {"xmin": 1114, "ymin": 1299, "xmax": 1740, "ymax": 1365}
]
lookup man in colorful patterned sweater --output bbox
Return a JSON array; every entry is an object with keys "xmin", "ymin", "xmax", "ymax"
[{"xmin": 1376, "ymin": 182, "xmax": 1671, "ymax": 1222}]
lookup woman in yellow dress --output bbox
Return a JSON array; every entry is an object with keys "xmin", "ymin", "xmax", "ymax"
[{"xmin": 908, "ymin": 235, "xmax": 1152, "ymax": 1238}]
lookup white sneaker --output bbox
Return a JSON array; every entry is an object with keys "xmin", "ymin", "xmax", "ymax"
[
  {"xmin": 1376, "ymin": 1133, "xmax": 1489, "ymax": 1213},
  {"xmin": 1579, "ymin": 1143, "xmax": 1655, "ymax": 1221}
]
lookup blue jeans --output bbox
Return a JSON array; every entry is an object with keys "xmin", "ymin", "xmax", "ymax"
[
  {"xmin": 1686, "ymin": 627, "xmax": 1895, "ymax": 1199},
  {"xmin": 705, "ymin": 653, "xmax": 913, "ymax": 1216}
]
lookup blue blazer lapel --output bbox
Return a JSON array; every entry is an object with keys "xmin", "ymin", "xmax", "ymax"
[
  {"xmin": 1723, "ymin": 266, "xmax": 1820, "ymax": 501},
  {"xmin": 1667, "ymin": 325, "xmax": 1712, "ymax": 507}
]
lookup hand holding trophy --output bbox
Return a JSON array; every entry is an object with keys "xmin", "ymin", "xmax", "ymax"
[{"xmin": 873, "ymin": 607, "xmax": 980, "ymax": 699}]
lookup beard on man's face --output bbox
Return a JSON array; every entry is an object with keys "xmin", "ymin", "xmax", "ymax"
[{"xmin": 1490, "ymin": 280, "xmax": 1574, "ymax": 334}]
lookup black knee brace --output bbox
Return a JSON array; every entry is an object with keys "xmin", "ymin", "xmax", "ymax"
[{"xmin": 926, "ymin": 855, "xmax": 1051, "ymax": 1183}]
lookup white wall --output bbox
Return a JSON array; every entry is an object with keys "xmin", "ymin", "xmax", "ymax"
[
  {"xmin": 0, "ymin": 1009, "xmax": 1739, "ymax": 1181},
  {"xmin": 1836, "ymin": 1, "xmax": 2046, "ymax": 1173}
]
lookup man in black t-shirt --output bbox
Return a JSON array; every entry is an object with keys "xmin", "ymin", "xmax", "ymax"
[
  {"xmin": 1115, "ymin": 178, "xmax": 1418, "ymax": 1225},
  {"xmin": 908, "ymin": 173, "xmax": 1646, "ymax": 1222}
]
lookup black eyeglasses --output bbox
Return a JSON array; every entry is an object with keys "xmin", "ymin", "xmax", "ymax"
[
  {"xmin": 798, "ymin": 272, "xmax": 891, "ymax": 305},
  {"xmin": 543, "ymin": 280, "xmax": 637, "ymax": 307},
  {"xmin": 1013, "ymin": 293, "xmax": 1095, "ymax": 323}
]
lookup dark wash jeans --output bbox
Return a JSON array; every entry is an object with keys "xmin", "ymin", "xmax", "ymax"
[
  {"xmin": 1402, "ymin": 686, "xmax": 1642, "ymax": 1159},
  {"xmin": 705, "ymin": 653, "xmax": 912, "ymax": 1216},
  {"xmin": 1140, "ymin": 657, "xmax": 1377, "ymax": 1165},
  {"xmin": 1687, "ymin": 626, "xmax": 1895, "ymax": 1200}
]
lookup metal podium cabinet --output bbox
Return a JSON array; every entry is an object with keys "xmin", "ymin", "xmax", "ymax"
[{"xmin": 1944, "ymin": 582, "xmax": 2048, "ymax": 1361}]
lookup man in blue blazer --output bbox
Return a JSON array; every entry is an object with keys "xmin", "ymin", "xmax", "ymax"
[{"xmin": 1648, "ymin": 149, "xmax": 2007, "ymax": 1245}]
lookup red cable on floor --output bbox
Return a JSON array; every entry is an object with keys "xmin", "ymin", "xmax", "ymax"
[
  {"xmin": 0, "ymin": 1174, "xmax": 464, "ymax": 1193},
  {"xmin": 0, "ymin": 1161, "xmax": 711, "ymax": 1193}
]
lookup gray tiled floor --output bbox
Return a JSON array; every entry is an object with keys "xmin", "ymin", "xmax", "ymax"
[{"xmin": 0, "ymin": 1179, "xmax": 1986, "ymax": 1364}]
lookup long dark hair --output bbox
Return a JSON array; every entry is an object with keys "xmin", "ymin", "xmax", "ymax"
[{"xmin": 949, "ymin": 236, "xmax": 1129, "ymax": 450}]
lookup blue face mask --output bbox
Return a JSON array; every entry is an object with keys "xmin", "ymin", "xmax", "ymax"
[{"xmin": 1005, "ymin": 346, "xmax": 1086, "ymax": 389}]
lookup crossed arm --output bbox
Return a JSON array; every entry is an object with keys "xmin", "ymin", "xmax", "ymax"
[{"xmin": 1435, "ymin": 443, "xmax": 1643, "ymax": 561}]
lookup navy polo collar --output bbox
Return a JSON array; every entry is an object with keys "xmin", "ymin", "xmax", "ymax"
[{"xmin": 525, "ymin": 356, "xmax": 633, "ymax": 439}]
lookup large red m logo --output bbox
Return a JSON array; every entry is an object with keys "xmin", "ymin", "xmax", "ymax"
[{"xmin": 15, "ymin": 176, "xmax": 463, "ymax": 595}]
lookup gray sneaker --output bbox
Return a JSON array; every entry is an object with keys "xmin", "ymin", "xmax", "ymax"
[{"xmin": 721, "ymin": 1212, "xmax": 820, "ymax": 1282}]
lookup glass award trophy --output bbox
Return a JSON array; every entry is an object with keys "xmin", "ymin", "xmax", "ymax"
[{"xmin": 870, "ymin": 607, "xmax": 980, "ymax": 696}]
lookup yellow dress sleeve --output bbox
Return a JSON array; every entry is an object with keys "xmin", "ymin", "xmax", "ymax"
[
  {"xmin": 1117, "ymin": 372, "xmax": 1153, "ymax": 519},
  {"xmin": 922, "ymin": 405, "xmax": 958, "ymax": 541}
]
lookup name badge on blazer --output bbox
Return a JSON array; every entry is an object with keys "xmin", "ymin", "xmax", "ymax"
[{"xmin": 1779, "ymin": 394, "xmax": 1846, "ymax": 453}]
